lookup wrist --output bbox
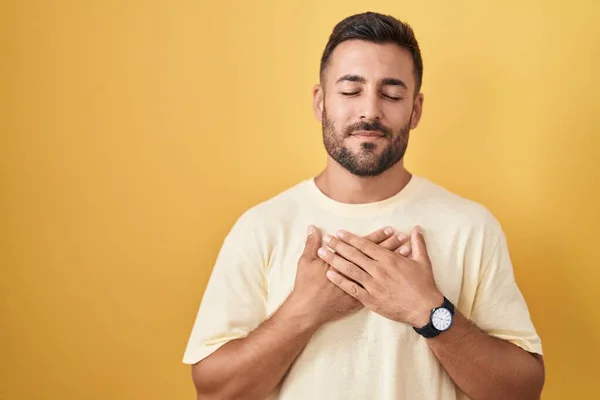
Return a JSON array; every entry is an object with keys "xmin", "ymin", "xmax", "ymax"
[
  {"xmin": 412, "ymin": 291, "xmax": 444, "ymax": 328},
  {"xmin": 280, "ymin": 292, "xmax": 322, "ymax": 333}
]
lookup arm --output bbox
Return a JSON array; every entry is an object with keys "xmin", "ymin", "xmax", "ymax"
[
  {"xmin": 191, "ymin": 295, "xmax": 318, "ymax": 399},
  {"xmin": 187, "ymin": 226, "xmax": 398, "ymax": 399},
  {"xmin": 423, "ymin": 306, "xmax": 545, "ymax": 400},
  {"xmin": 319, "ymin": 226, "xmax": 545, "ymax": 400}
]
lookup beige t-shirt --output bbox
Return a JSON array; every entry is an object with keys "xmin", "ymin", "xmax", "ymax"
[{"xmin": 182, "ymin": 175, "xmax": 543, "ymax": 400}]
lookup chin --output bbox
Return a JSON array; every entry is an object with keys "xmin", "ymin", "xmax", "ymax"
[{"xmin": 352, "ymin": 146, "xmax": 384, "ymax": 157}]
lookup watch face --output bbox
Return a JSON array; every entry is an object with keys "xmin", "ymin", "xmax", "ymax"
[{"xmin": 431, "ymin": 307, "xmax": 453, "ymax": 331}]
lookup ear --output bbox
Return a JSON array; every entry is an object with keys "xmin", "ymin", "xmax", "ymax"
[
  {"xmin": 313, "ymin": 84, "xmax": 324, "ymax": 121},
  {"xmin": 409, "ymin": 92, "xmax": 424, "ymax": 129}
]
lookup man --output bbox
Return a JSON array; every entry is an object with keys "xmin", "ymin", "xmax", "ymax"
[{"xmin": 182, "ymin": 11, "xmax": 544, "ymax": 400}]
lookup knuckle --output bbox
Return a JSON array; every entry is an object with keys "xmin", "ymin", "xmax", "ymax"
[
  {"xmin": 365, "ymin": 231, "xmax": 381, "ymax": 242},
  {"xmin": 348, "ymin": 283, "xmax": 359, "ymax": 295},
  {"xmin": 383, "ymin": 238, "xmax": 398, "ymax": 251},
  {"xmin": 344, "ymin": 262, "xmax": 357, "ymax": 276},
  {"xmin": 349, "ymin": 247, "xmax": 363, "ymax": 261},
  {"xmin": 376, "ymin": 231, "xmax": 388, "ymax": 241},
  {"xmin": 357, "ymin": 240, "xmax": 370, "ymax": 253},
  {"xmin": 377, "ymin": 238, "xmax": 391, "ymax": 250}
]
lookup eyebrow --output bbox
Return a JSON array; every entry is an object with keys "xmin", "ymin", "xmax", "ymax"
[
  {"xmin": 381, "ymin": 77, "xmax": 408, "ymax": 90},
  {"xmin": 335, "ymin": 74, "xmax": 367, "ymax": 84},
  {"xmin": 335, "ymin": 74, "xmax": 408, "ymax": 90}
]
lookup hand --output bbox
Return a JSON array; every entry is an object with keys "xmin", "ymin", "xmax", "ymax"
[
  {"xmin": 287, "ymin": 225, "xmax": 363, "ymax": 327},
  {"xmin": 287, "ymin": 225, "xmax": 407, "ymax": 327},
  {"xmin": 317, "ymin": 225, "xmax": 443, "ymax": 328},
  {"xmin": 362, "ymin": 226, "xmax": 412, "ymax": 256}
]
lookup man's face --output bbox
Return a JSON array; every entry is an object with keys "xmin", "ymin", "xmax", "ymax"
[{"xmin": 314, "ymin": 40, "xmax": 423, "ymax": 177}]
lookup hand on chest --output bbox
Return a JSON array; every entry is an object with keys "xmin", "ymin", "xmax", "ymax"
[{"xmin": 266, "ymin": 224, "xmax": 462, "ymax": 328}]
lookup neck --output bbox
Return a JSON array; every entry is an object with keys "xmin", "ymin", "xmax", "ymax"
[{"xmin": 314, "ymin": 157, "xmax": 412, "ymax": 204}]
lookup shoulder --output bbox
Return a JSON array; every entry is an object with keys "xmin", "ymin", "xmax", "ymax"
[
  {"xmin": 223, "ymin": 178, "xmax": 311, "ymax": 245},
  {"xmin": 208, "ymin": 179, "xmax": 310, "ymax": 267},
  {"xmin": 414, "ymin": 176, "xmax": 505, "ymax": 240}
]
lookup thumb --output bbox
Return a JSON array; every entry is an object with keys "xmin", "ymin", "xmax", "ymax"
[
  {"xmin": 410, "ymin": 225, "xmax": 430, "ymax": 264},
  {"xmin": 302, "ymin": 225, "xmax": 322, "ymax": 260}
]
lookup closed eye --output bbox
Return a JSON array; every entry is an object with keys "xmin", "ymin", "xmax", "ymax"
[
  {"xmin": 383, "ymin": 94, "xmax": 402, "ymax": 101},
  {"xmin": 340, "ymin": 92, "xmax": 403, "ymax": 101}
]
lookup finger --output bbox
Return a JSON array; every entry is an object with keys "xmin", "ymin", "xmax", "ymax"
[
  {"xmin": 377, "ymin": 236, "xmax": 400, "ymax": 251},
  {"xmin": 397, "ymin": 232, "xmax": 409, "ymax": 244},
  {"xmin": 301, "ymin": 225, "xmax": 322, "ymax": 261},
  {"xmin": 397, "ymin": 244, "xmax": 412, "ymax": 257},
  {"xmin": 362, "ymin": 226, "xmax": 395, "ymax": 244},
  {"xmin": 335, "ymin": 230, "xmax": 390, "ymax": 261},
  {"xmin": 324, "ymin": 234, "xmax": 377, "ymax": 274},
  {"xmin": 410, "ymin": 225, "xmax": 430, "ymax": 263},
  {"xmin": 317, "ymin": 246, "xmax": 372, "ymax": 287},
  {"xmin": 393, "ymin": 232, "xmax": 411, "ymax": 255},
  {"xmin": 326, "ymin": 269, "xmax": 369, "ymax": 303},
  {"xmin": 378, "ymin": 232, "xmax": 408, "ymax": 252}
]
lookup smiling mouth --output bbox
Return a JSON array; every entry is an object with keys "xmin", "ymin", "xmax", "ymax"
[{"xmin": 352, "ymin": 130, "xmax": 384, "ymax": 138}]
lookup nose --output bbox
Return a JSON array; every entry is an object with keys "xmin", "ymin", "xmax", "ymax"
[{"xmin": 359, "ymin": 91, "xmax": 383, "ymax": 121}]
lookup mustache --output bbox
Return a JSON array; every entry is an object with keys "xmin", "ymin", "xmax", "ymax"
[{"xmin": 344, "ymin": 120, "xmax": 393, "ymax": 138}]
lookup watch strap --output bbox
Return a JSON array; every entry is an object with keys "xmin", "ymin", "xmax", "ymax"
[{"xmin": 413, "ymin": 297, "xmax": 455, "ymax": 338}]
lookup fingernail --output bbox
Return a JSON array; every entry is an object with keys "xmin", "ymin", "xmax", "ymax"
[
  {"xmin": 384, "ymin": 227, "xmax": 394, "ymax": 235},
  {"xmin": 308, "ymin": 225, "xmax": 315, "ymax": 236},
  {"xmin": 326, "ymin": 270, "xmax": 336, "ymax": 279},
  {"xmin": 336, "ymin": 230, "xmax": 345, "ymax": 238},
  {"xmin": 397, "ymin": 233, "xmax": 408, "ymax": 241},
  {"xmin": 399, "ymin": 246, "xmax": 409, "ymax": 256},
  {"xmin": 415, "ymin": 225, "xmax": 422, "ymax": 234},
  {"xmin": 323, "ymin": 235, "xmax": 331, "ymax": 243},
  {"xmin": 318, "ymin": 248, "xmax": 327, "ymax": 257}
]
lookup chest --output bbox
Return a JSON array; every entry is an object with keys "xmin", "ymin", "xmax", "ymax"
[{"xmin": 263, "ymin": 219, "xmax": 469, "ymax": 316}]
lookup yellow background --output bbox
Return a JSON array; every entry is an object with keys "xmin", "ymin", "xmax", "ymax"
[{"xmin": 1, "ymin": 0, "xmax": 598, "ymax": 399}]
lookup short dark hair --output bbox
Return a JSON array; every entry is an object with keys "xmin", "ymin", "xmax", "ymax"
[{"xmin": 319, "ymin": 12, "xmax": 423, "ymax": 96}]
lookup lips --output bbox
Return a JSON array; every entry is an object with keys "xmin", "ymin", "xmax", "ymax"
[{"xmin": 352, "ymin": 130, "xmax": 383, "ymax": 137}]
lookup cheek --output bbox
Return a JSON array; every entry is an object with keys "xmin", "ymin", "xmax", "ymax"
[
  {"xmin": 327, "ymin": 107, "xmax": 348, "ymax": 126},
  {"xmin": 384, "ymin": 106, "xmax": 412, "ymax": 127},
  {"xmin": 325, "ymin": 97, "xmax": 356, "ymax": 120},
  {"xmin": 339, "ymin": 115, "xmax": 357, "ymax": 131}
]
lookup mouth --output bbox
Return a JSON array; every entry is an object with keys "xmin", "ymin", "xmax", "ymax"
[{"xmin": 351, "ymin": 130, "xmax": 385, "ymax": 139}]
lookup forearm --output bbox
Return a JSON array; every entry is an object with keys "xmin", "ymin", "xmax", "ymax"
[
  {"xmin": 426, "ymin": 311, "xmax": 544, "ymax": 400},
  {"xmin": 191, "ymin": 297, "xmax": 319, "ymax": 400}
]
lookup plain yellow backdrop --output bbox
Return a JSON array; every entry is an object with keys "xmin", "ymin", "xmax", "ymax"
[{"xmin": 1, "ymin": 0, "xmax": 599, "ymax": 399}]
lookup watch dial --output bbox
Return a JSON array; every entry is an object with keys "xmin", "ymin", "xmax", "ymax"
[{"xmin": 432, "ymin": 308, "xmax": 452, "ymax": 331}]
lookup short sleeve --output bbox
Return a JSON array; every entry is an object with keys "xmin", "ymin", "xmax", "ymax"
[
  {"xmin": 470, "ymin": 226, "xmax": 543, "ymax": 355},
  {"xmin": 182, "ymin": 214, "xmax": 268, "ymax": 364}
]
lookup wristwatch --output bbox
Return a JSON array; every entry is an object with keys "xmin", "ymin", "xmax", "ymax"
[{"xmin": 413, "ymin": 297, "xmax": 455, "ymax": 338}]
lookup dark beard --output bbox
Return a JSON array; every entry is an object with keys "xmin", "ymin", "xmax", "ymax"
[{"xmin": 321, "ymin": 107, "xmax": 411, "ymax": 177}]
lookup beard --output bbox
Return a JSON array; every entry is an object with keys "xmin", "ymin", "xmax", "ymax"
[{"xmin": 321, "ymin": 106, "xmax": 412, "ymax": 177}]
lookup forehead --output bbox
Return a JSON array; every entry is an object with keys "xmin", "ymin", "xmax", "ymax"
[{"xmin": 326, "ymin": 40, "xmax": 415, "ymax": 87}]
